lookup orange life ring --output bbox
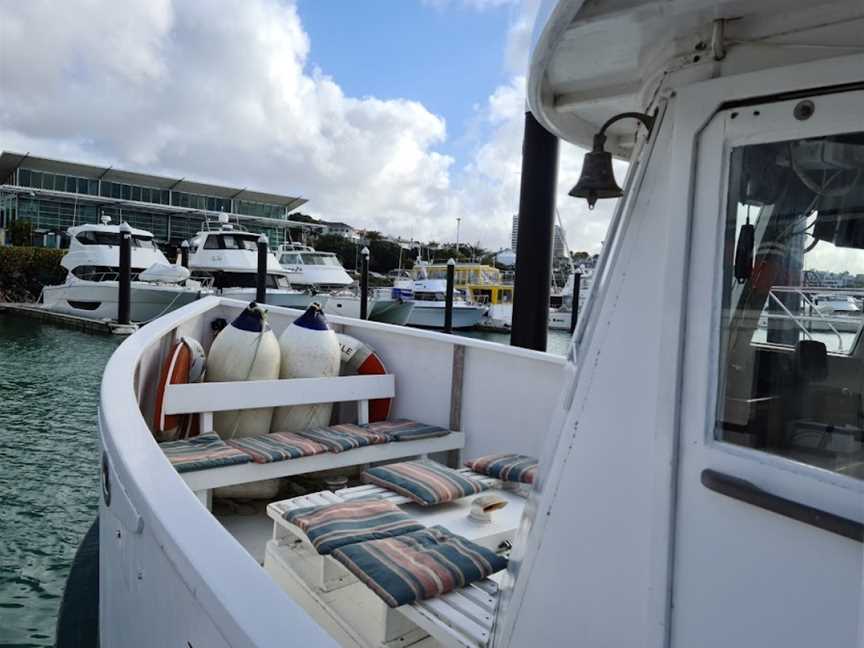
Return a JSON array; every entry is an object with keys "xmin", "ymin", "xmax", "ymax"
[
  {"xmin": 337, "ymin": 333, "xmax": 392, "ymax": 423},
  {"xmin": 153, "ymin": 337, "xmax": 206, "ymax": 441}
]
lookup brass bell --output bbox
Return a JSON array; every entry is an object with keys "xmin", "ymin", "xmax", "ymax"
[{"xmin": 569, "ymin": 133, "xmax": 623, "ymax": 209}]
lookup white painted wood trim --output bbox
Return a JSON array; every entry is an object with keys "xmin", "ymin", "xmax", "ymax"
[
  {"xmin": 164, "ymin": 374, "xmax": 395, "ymax": 415},
  {"xmin": 181, "ymin": 433, "xmax": 465, "ymax": 491}
]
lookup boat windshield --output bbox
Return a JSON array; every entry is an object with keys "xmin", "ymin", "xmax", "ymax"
[
  {"xmin": 75, "ymin": 231, "xmax": 155, "ymax": 248},
  {"xmin": 717, "ymin": 130, "xmax": 864, "ymax": 479},
  {"xmin": 203, "ymin": 234, "xmax": 259, "ymax": 251},
  {"xmin": 300, "ymin": 253, "xmax": 341, "ymax": 266}
]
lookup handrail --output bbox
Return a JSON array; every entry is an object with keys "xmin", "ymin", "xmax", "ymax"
[{"xmin": 701, "ymin": 469, "xmax": 863, "ymax": 543}]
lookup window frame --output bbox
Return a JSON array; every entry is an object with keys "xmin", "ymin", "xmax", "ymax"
[{"xmin": 697, "ymin": 91, "xmax": 864, "ymax": 498}]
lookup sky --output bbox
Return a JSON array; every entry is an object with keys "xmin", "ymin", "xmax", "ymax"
[{"xmin": 0, "ymin": 0, "xmax": 618, "ymax": 253}]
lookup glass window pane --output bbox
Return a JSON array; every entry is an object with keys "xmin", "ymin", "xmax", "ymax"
[
  {"xmin": 19, "ymin": 169, "xmax": 31, "ymax": 186},
  {"xmin": 121, "ymin": 184, "xmax": 131, "ymax": 200},
  {"xmin": 78, "ymin": 178, "xmax": 88, "ymax": 194},
  {"xmin": 717, "ymin": 130, "xmax": 864, "ymax": 480},
  {"xmin": 131, "ymin": 186, "xmax": 141, "ymax": 201}
]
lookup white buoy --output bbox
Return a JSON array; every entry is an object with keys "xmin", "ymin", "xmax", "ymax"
[
  {"xmin": 206, "ymin": 303, "xmax": 281, "ymax": 439},
  {"xmin": 271, "ymin": 303, "xmax": 340, "ymax": 433}
]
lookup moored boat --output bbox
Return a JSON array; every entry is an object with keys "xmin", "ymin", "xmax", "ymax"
[{"xmin": 42, "ymin": 218, "xmax": 205, "ymax": 322}]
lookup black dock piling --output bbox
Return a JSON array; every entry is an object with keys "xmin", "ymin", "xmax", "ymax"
[
  {"xmin": 569, "ymin": 271, "xmax": 582, "ymax": 334},
  {"xmin": 180, "ymin": 240, "xmax": 189, "ymax": 269},
  {"xmin": 256, "ymin": 235, "xmax": 268, "ymax": 304},
  {"xmin": 360, "ymin": 247, "xmax": 370, "ymax": 320},
  {"xmin": 117, "ymin": 222, "xmax": 132, "ymax": 325},
  {"xmin": 444, "ymin": 258, "xmax": 455, "ymax": 333},
  {"xmin": 510, "ymin": 111, "xmax": 559, "ymax": 352}
]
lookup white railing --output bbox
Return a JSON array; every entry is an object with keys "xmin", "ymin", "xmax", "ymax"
[{"xmin": 761, "ymin": 286, "xmax": 864, "ymax": 352}]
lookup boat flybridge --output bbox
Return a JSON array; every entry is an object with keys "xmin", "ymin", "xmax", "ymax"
[
  {"xmin": 188, "ymin": 216, "xmax": 321, "ymax": 310},
  {"xmin": 42, "ymin": 217, "xmax": 204, "ymax": 322},
  {"xmin": 95, "ymin": 1, "xmax": 864, "ymax": 647}
]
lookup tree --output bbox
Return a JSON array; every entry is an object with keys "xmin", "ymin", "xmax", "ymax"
[{"xmin": 9, "ymin": 220, "xmax": 32, "ymax": 246}]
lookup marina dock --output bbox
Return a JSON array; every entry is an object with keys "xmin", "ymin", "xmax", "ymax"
[{"xmin": 0, "ymin": 302, "xmax": 138, "ymax": 335}]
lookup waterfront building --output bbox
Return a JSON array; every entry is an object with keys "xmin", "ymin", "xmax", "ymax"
[
  {"xmin": 511, "ymin": 213, "xmax": 567, "ymax": 261},
  {"xmin": 0, "ymin": 152, "xmax": 306, "ymax": 250}
]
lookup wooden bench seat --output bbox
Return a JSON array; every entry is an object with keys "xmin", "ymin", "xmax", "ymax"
[
  {"xmin": 160, "ymin": 374, "xmax": 465, "ymax": 507},
  {"xmin": 264, "ymin": 484, "xmax": 512, "ymax": 648}
]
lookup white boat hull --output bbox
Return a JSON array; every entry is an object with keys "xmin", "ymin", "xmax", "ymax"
[
  {"xmin": 42, "ymin": 281, "xmax": 203, "ymax": 322},
  {"xmin": 406, "ymin": 302, "xmax": 485, "ymax": 329},
  {"xmin": 219, "ymin": 288, "xmax": 325, "ymax": 310},
  {"xmin": 324, "ymin": 295, "xmax": 414, "ymax": 326}
]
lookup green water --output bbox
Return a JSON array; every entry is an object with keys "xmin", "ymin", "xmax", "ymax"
[
  {"xmin": 0, "ymin": 318, "xmax": 567, "ymax": 646},
  {"xmin": 0, "ymin": 317, "xmax": 119, "ymax": 647}
]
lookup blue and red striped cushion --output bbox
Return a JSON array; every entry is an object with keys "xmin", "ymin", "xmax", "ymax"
[
  {"xmin": 362, "ymin": 460, "xmax": 488, "ymax": 506},
  {"xmin": 465, "ymin": 453, "xmax": 538, "ymax": 485},
  {"xmin": 294, "ymin": 424, "xmax": 390, "ymax": 453},
  {"xmin": 227, "ymin": 432, "xmax": 329, "ymax": 463},
  {"xmin": 284, "ymin": 500, "xmax": 424, "ymax": 555},
  {"xmin": 361, "ymin": 419, "xmax": 450, "ymax": 441},
  {"xmin": 159, "ymin": 432, "xmax": 251, "ymax": 473},
  {"xmin": 332, "ymin": 525, "xmax": 507, "ymax": 607}
]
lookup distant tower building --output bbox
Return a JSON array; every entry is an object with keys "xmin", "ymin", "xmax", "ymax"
[
  {"xmin": 511, "ymin": 214, "xmax": 567, "ymax": 260},
  {"xmin": 553, "ymin": 224, "xmax": 567, "ymax": 260}
]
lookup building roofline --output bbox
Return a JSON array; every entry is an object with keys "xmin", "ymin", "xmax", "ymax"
[
  {"xmin": 0, "ymin": 150, "xmax": 307, "ymax": 210},
  {"xmin": 0, "ymin": 184, "xmax": 300, "ymax": 231}
]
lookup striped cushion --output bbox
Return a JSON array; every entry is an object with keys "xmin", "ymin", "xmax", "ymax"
[
  {"xmin": 295, "ymin": 424, "xmax": 390, "ymax": 453},
  {"xmin": 227, "ymin": 432, "xmax": 329, "ymax": 464},
  {"xmin": 362, "ymin": 460, "xmax": 488, "ymax": 506},
  {"xmin": 362, "ymin": 419, "xmax": 450, "ymax": 442},
  {"xmin": 284, "ymin": 500, "xmax": 424, "ymax": 555},
  {"xmin": 465, "ymin": 453, "xmax": 538, "ymax": 485},
  {"xmin": 160, "ymin": 432, "xmax": 251, "ymax": 473},
  {"xmin": 332, "ymin": 525, "xmax": 507, "ymax": 607}
]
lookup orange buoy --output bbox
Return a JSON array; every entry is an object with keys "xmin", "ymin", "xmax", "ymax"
[
  {"xmin": 337, "ymin": 333, "xmax": 391, "ymax": 422},
  {"xmin": 153, "ymin": 336, "xmax": 205, "ymax": 441}
]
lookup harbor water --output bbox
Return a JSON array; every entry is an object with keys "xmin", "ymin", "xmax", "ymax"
[
  {"xmin": 0, "ymin": 315, "xmax": 568, "ymax": 645},
  {"xmin": 0, "ymin": 317, "xmax": 119, "ymax": 647}
]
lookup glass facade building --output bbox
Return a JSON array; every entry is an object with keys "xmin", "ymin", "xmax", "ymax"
[{"xmin": 0, "ymin": 152, "xmax": 306, "ymax": 250}]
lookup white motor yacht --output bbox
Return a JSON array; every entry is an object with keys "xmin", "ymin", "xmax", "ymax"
[
  {"xmin": 407, "ymin": 278, "xmax": 486, "ymax": 329},
  {"xmin": 277, "ymin": 243, "xmax": 354, "ymax": 292},
  {"xmin": 278, "ymin": 243, "xmax": 414, "ymax": 325},
  {"xmin": 83, "ymin": 2, "xmax": 864, "ymax": 647},
  {"xmin": 188, "ymin": 218, "xmax": 322, "ymax": 310},
  {"xmin": 42, "ymin": 218, "xmax": 204, "ymax": 322},
  {"xmin": 548, "ymin": 268, "xmax": 593, "ymax": 331}
]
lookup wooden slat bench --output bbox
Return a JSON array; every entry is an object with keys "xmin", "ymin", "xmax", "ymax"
[
  {"xmin": 162, "ymin": 374, "xmax": 465, "ymax": 507},
  {"xmin": 264, "ymin": 481, "xmax": 515, "ymax": 648}
]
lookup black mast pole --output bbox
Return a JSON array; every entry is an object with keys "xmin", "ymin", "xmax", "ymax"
[{"xmin": 510, "ymin": 110, "xmax": 559, "ymax": 351}]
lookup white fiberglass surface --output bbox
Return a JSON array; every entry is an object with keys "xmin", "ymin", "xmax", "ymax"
[{"xmin": 673, "ymin": 81, "xmax": 864, "ymax": 648}]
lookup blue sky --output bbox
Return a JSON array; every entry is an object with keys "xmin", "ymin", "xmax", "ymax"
[{"xmin": 297, "ymin": 0, "xmax": 517, "ymax": 168}]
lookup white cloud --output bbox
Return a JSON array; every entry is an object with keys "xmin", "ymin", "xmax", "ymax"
[
  {"xmin": 422, "ymin": 0, "xmax": 518, "ymax": 11},
  {"xmin": 0, "ymin": 0, "xmax": 617, "ymax": 254}
]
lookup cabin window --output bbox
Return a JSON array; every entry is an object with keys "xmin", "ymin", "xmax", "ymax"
[{"xmin": 717, "ymin": 131, "xmax": 864, "ymax": 480}]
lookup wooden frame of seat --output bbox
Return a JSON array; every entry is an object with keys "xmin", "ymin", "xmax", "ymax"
[
  {"xmin": 265, "ymin": 483, "xmax": 505, "ymax": 648},
  {"xmin": 162, "ymin": 374, "xmax": 465, "ymax": 507}
]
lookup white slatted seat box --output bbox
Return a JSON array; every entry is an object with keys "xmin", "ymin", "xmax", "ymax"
[
  {"xmin": 161, "ymin": 374, "xmax": 465, "ymax": 506},
  {"xmin": 264, "ymin": 485, "xmax": 515, "ymax": 648}
]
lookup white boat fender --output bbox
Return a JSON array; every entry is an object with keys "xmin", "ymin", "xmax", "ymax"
[
  {"xmin": 271, "ymin": 303, "xmax": 341, "ymax": 433},
  {"xmin": 337, "ymin": 333, "xmax": 392, "ymax": 423},
  {"xmin": 207, "ymin": 302, "xmax": 281, "ymax": 439},
  {"xmin": 153, "ymin": 336, "xmax": 206, "ymax": 441}
]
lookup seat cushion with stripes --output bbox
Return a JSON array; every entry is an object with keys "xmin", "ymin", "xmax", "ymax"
[
  {"xmin": 160, "ymin": 432, "xmax": 252, "ymax": 473},
  {"xmin": 332, "ymin": 525, "xmax": 508, "ymax": 607},
  {"xmin": 227, "ymin": 432, "xmax": 329, "ymax": 464},
  {"xmin": 284, "ymin": 499, "xmax": 424, "ymax": 555},
  {"xmin": 465, "ymin": 453, "xmax": 538, "ymax": 485},
  {"xmin": 362, "ymin": 419, "xmax": 451, "ymax": 442},
  {"xmin": 293, "ymin": 423, "xmax": 391, "ymax": 453},
  {"xmin": 362, "ymin": 460, "xmax": 488, "ymax": 506}
]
